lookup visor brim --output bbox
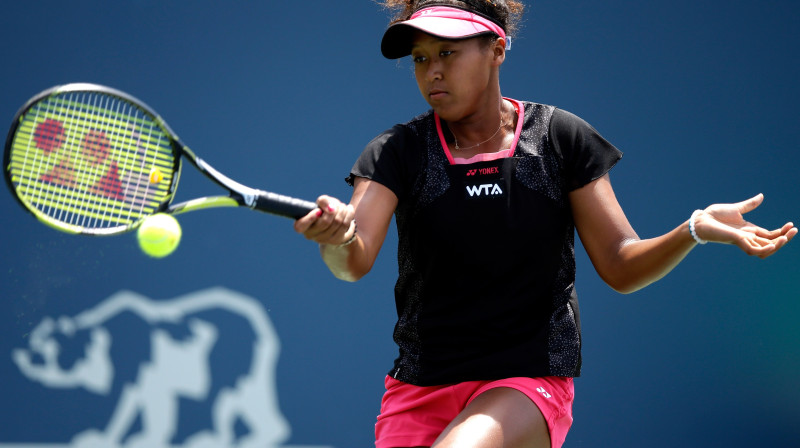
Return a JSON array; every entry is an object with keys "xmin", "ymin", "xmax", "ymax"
[{"xmin": 380, "ymin": 17, "xmax": 497, "ymax": 59}]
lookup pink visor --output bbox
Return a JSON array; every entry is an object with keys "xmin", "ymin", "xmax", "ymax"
[{"xmin": 381, "ymin": 6, "xmax": 507, "ymax": 59}]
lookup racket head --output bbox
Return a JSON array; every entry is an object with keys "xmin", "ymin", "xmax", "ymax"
[{"xmin": 3, "ymin": 83, "xmax": 181, "ymax": 235}]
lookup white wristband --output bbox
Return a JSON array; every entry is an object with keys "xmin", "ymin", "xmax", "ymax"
[{"xmin": 689, "ymin": 210, "xmax": 707, "ymax": 245}]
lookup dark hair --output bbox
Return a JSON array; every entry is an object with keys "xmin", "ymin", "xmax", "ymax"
[{"xmin": 379, "ymin": 0, "xmax": 525, "ymax": 39}]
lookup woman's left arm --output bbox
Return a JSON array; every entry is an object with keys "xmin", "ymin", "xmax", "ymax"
[{"xmin": 570, "ymin": 174, "xmax": 797, "ymax": 294}]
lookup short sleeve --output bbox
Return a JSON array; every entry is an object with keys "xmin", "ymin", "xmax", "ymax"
[
  {"xmin": 346, "ymin": 124, "xmax": 418, "ymax": 201},
  {"xmin": 550, "ymin": 108, "xmax": 623, "ymax": 191}
]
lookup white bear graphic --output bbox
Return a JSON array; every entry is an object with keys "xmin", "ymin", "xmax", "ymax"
[{"xmin": 11, "ymin": 288, "xmax": 298, "ymax": 448}]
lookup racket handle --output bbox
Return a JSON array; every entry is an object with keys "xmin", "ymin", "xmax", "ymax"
[{"xmin": 252, "ymin": 190, "xmax": 318, "ymax": 219}]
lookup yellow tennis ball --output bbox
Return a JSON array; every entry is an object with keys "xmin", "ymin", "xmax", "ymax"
[{"xmin": 137, "ymin": 214, "xmax": 181, "ymax": 258}]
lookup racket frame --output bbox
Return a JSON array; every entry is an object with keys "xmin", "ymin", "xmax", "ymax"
[{"xmin": 4, "ymin": 83, "xmax": 316, "ymax": 235}]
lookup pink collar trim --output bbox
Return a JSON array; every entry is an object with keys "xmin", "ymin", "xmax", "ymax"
[{"xmin": 435, "ymin": 98, "xmax": 523, "ymax": 165}]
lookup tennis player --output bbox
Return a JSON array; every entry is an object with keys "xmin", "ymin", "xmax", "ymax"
[{"xmin": 294, "ymin": 1, "xmax": 797, "ymax": 447}]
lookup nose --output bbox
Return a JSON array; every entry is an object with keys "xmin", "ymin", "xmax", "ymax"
[
  {"xmin": 424, "ymin": 58, "xmax": 443, "ymax": 83},
  {"xmin": 427, "ymin": 61, "xmax": 442, "ymax": 81}
]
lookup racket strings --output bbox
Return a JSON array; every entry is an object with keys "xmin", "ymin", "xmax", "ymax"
[
  {"xmin": 8, "ymin": 91, "xmax": 177, "ymax": 232},
  {"xmin": 56, "ymin": 92, "xmax": 107, "ymax": 229}
]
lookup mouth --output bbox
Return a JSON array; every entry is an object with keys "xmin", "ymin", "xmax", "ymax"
[{"xmin": 428, "ymin": 89, "xmax": 448, "ymax": 101}]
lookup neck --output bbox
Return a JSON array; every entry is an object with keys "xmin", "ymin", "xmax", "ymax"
[{"xmin": 447, "ymin": 96, "xmax": 513, "ymax": 152}]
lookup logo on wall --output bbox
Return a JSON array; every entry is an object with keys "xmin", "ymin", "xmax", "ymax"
[{"xmin": 2, "ymin": 287, "xmax": 332, "ymax": 448}]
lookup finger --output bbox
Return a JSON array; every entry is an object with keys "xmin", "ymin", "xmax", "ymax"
[
  {"xmin": 311, "ymin": 207, "xmax": 337, "ymax": 233},
  {"xmin": 737, "ymin": 236, "xmax": 775, "ymax": 257},
  {"xmin": 311, "ymin": 200, "xmax": 356, "ymax": 244},
  {"xmin": 749, "ymin": 234, "xmax": 776, "ymax": 250},
  {"xmin": 736, "ymin": 193, "xmax": 764, "ymax": 215},
  {"xmin": 293, "ymin": 207, "xmax": 323, "ymax": 233},
  {"xmin": 757, "ymin": 225, "xmax": 797, "ymax": 256},
  {"xmin": 313, "ymin": 195, "xmax": 345, "ymax": 226},
  {"xmin": 766, "ymin": 226, "xmax": 797, "ymax": 254},
  {"xmin": 785, "ymin": 225, "xmax": 798, "ymax": 241},
  {"xmin": 750, "ymin": 224, "xmax": 788, "ymax": 240},
  {"xmin": 780, "ymin": 222, "xmax": 797, "ymax": 237},
  {"xmin": 295, "ymin": 195, "xmax": 341, "ymax": 239},
  {"xmin": 315, "ymin": 195, "xmax": 339, "ymax": 215},
  {"xmin": 771, "ymin": 235, "xmax": 790, "ymax": 252},
  {"xmin": 757, "ymin": 241, "xmax": 781, "ymax": 259},
  {"xmin": 742, "ymin": 230, "xmax": 794, "ymax": 258},
  {"xmin": 314, "ymin": 223, "xmax": 341, "ymax": 243},
  {"xmin": 340, "ymin": 204, "xmax": 357, "ymax": 240},
  {"xmin": 324, "ymin": 204, "xmax": 356, "ymax": 245},
  {"xmin": 746, "ymin": 221, "xmax": 797, "ymax": 241}
]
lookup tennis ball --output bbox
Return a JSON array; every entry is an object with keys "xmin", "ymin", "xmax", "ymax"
[{"xmin": 137, "ymin": 214, "xmax": 181, "ymax": 258}]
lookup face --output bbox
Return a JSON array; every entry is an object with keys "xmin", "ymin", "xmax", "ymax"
[{"xmin": 410, "ymin": 31, "xmax": 504, "ymax": 122}]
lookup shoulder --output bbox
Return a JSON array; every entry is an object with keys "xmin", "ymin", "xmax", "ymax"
[
  {"xmin": 550, "ymin": 107, "xmax": 598, "ymax": 136},
  {"xmin": 348, "ymin": 111, "xmax": 435, "ymax": 192},
  {"xmin": 367, "ymin": 110, "xmax": 435, "ymax": 148},
  {"xmin": 511, "ymin": 102, "xmax": 598, "ymax": 138},
  {"xmin": 508, "ymin": 101, "xmax": 596, "ymax": 142},
  {"xmin": 547, "ymin": 107, "xmax": 612, "ymax": 156},
  {"xmin": 544, "ymin": 107, "xmax": 623, "ymax": 190},
  {"xmin": 515, "ymin": 101, "xmax": 565, "ymax": 139},
  {"xmin": 361, "ymin": 110, "xmax": 435, "ymax": 168}
]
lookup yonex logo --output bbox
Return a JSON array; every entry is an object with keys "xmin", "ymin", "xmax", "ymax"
[
  {"xmin": 465, "ymin": 167, "xmax": 499, "ymax": 177},
  {"xmin": 536, "ymin": 387, "xmax": 552, "ymax": 399},
  {"xmin": 465, "ymin": 183, "xmax": 503, "ymax": 197}
]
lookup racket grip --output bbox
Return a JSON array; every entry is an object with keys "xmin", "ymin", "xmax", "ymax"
[{"xmin": 252, "ymin": 190, "xmax": 317, "ymax": 219}]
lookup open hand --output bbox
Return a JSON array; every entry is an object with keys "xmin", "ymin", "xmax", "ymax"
[{"xmin": 694, "ymin": 194, "xmax": 797, "ymax": 258}]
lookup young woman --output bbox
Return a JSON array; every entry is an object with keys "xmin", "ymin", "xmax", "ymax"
[{"xmin": 294, "ymin": 1, "xmax": 797, "ymax": 447}]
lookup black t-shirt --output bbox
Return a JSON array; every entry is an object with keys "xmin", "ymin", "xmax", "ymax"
[{"xmin": 348, "ymin": 101, "xmax": 622, "ymax": 386}]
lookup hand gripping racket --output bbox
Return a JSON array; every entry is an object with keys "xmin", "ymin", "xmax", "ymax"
[{"xmin": 3, "ymin": 83, "xmax": 317, "ymax": 235}]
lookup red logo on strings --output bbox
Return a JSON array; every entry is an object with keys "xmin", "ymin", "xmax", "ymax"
[
  {"xmin": 82, "ymin": 130, "xmax": 111, "ymax": 165},
  {"xmin": 35, "ymin": 124, "xmax": 125, "ymax": 201},
  {"xmin": 91, "ymin": 162, "xmax": 124, "ymax": 200},
  {"xmin": 33, "ymin": 119, "xmax": 65, "ymax": 155},
  {"xmin": 40, "ymin": 157, "xmax": 77, "ymax": 188}
]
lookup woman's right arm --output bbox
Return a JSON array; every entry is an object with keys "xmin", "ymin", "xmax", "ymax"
[{"xmin": 294, "ymin": 177, "xmax": 398, "ymax": 282}]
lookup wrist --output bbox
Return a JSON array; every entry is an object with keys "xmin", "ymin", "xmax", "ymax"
[
  {"xmin": 689, "ymin": 210, "xmax": 707, "ymax": 245},
  {"xmin": 336, "ymin": 220, "xmax": 358, "ymax": 248}
]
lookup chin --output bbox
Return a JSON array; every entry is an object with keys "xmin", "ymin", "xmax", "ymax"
[{"xmin": 430, "ymin": 105, "xmax": 459, "ymax": 122}]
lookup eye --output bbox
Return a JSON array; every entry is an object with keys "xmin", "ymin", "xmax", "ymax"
[
  {"xmin": 440, "ymin": 50, "xmax": 454, "ymax": 57},
  {"xmin": 412, "ymin": 55, "xmax": 427, "ymax": 64}
]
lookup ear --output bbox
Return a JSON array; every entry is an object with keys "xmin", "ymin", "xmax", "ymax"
[{"xmin": 492, "ymin": 37, "xmax": 507, "ymax": 66}]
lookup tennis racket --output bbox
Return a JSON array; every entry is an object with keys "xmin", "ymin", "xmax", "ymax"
[{"xmin": 3, "ymin": 83, "xmax": 318, "ymax": 235}]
